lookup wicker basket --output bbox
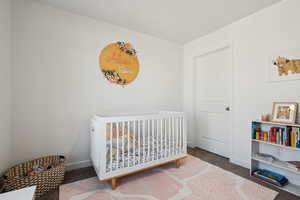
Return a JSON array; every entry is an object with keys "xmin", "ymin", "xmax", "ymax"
[{"xmin": 2, "ymin": 155, "xmax": 65, "ymax": 198}]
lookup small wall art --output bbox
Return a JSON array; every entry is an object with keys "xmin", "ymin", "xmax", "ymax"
[
  {"xmin": 268, "ymin": 49, "xmax": 300, "ymax": 82},
  {"xmin": 99, "ymin": 41, "xmax": 139, "ymax": 85}
]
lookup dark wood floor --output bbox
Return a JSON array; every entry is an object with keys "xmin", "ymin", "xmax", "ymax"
[{"xmin": 37, "ymin": 147, "xmax": 299, "ymax": 200}]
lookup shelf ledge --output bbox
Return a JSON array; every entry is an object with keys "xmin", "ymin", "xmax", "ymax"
[
  {"xmin": 252, "ymin": 156, "xmax": 300, "ymax": 175},
  {"xmin": 253, "ymin": 120, "xmax": 300, "ymax": 127},
  {"xmin": 252, "ymin": 139, "xmax": 300, "ymax": 152}
]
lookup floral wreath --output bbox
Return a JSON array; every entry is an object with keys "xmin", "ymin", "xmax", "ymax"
[{"xmin": 101, "ymin": 41, "xmax": 138, "ymax": 86}]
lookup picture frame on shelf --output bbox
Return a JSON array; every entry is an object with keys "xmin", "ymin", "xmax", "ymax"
[{"xmin": 272, "ymin": 102, "xmax": 298, "ymax": 124}]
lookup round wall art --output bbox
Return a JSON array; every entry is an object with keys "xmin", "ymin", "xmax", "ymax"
[{"xmin": 99, "ymin": 41, "xmax": 139, "ymax": 85}]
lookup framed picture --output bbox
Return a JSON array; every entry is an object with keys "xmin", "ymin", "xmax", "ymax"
[
  {"xmin": 272, "ymin": 102, "xmax": 298, "ymax": 124},
  {"xmin": 267, "ymin": 48, "xmax": 300, "ymax": 82}
]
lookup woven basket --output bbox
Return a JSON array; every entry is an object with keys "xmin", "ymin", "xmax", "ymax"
[{"xmin": 2, "ymin": 155, "xmax": 65, "ymax": 198}]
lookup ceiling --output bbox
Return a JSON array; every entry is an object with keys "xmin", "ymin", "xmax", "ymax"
[{"xmin": 37, "ymin": 0, "xmax": 281, "ymax": 44}]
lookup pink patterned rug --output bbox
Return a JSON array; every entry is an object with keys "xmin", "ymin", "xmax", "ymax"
[{"xmin": 60, "ymin": 156, "xmax": 278, "ymax": 200}]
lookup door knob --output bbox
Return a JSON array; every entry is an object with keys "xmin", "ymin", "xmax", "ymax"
[{"xmin": 225, "ymin": 106, "xmax": 230, "ymax": 111}]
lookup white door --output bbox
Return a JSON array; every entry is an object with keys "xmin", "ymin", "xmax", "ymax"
[{"xmin": 194, "ymin": 46, "xmax": 231, "ymax": 158}]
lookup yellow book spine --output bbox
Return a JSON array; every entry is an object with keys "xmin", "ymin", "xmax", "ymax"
[
  {"xmin": 264, "ymin": 133, "xmax": 268, "ymax": 142},
  {"xmin": 292, "ymin": 132, "xmax": 296, "ymax": 147},
  {"xmin": 292, "ymin": 132, "xmax": 294, "ymax": 147}
]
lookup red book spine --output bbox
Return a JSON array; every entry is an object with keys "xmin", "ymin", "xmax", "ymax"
[
  {"xmin": 271, "ymin": 128, "xmax": 274, "ymax": 143},
  {"xmin": 252, "ymin": 175, "xmax": 283, "ymax": 187},
  {"xmin": 273, "ymin": 128, "xmax": 277, "ymax": 143},
  {"xmin": 270, "ymin": 129, "xmax": 272, "ymax": 143}
]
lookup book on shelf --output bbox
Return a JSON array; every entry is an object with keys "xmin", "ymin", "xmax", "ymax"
[
  {"xmin": 273, "ymin": 160, "xmax": 300, "ymax": 172},
  {"xmin": 253, "ymin": 153, "xmax": 276, "ymax": 162},
  {"xmin": 253, "ymin": 124, "xmax": 300, "ymax": 149},
  {"xmin": 252, "ymin": 169, "xmax": 288, "ymax": 187},
  {"xmin": 286, "ymin": 161, "xmax": 300, "ymax": 171},
  {"xmin": 252, "ymin": 174, "xmax": 281, "ymax": 187}
]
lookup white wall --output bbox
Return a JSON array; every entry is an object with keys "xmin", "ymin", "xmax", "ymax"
[
  {"xmin": 0, "ymin": 0, "xmax": 12, "ymax": 173},
  {"xmin": 12, "ymin": 0, "xmax": 182, "ymax": 168},
  {"xmin": 12, "ymin": 0, "xmax": 299, "ymax": 171},
  {"xmin": 184, "ymin": 0, "xmax": 300, "ymax": 168}
]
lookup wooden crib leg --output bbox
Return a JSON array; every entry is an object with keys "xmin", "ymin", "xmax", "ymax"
[
  {"xmin": 111, "ymin": 178, "xmax": 117, "ymax": 190},
  {"xmin": 175, "ymin": 159, "xmax": 181, "ymax": 168}
]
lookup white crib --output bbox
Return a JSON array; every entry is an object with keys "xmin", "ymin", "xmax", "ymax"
[{"xmin": 90, "ymin": 111, "xmax": 187, "ymax": 189}]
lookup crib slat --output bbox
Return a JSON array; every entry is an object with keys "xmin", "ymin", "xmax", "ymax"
[
  {"xmin": 182, "ymin": 117, "xmax": 187, "ymax": 153},
  {"xmin": 143, "ymin": 120, "xmax": 146, "ymax": 163},
  {"xmin": 110, "ymin": 123, "xmax": 113, "ymax": 171},
  {"xmin": 152, "ymin": 119, "xmax": 154, "ymax": 161},
  {"xmin": 179, "ymin": 117, "xmax": 182, "ymax": 154},
  {"xmin": 116, "ymin": 122, "xmax": 119, "ymax": 170},
  {"xmin": 156, "ymin": 119, "xmax": 159, "ymax": 160},
  {"xmin": 127, "ymin": 121, "xmax": 130, "ymax": 167},
  {"xmin": 173, "ymin": 117, "xmax": 175, "ymax": 155},
  {"xmin": 160, "ymin": 119, "xmax": 163, "ymax": 159},
  {"xmin": 133, "ymin": 120, "xmax": 136, "ymax": 166},
  {"xmin": 154, "ymin": 120, "xmax": 158, "ymax": 160},
  {"xmin": 173, "ymin": 118, "xmax": 175, "ymax": 155},
  {"xmin": 162, "ymin": 119, "xmax": 164, "ymax": 158},
  {"xmin": 181, "ymin": 116, "xmax": 184, "ymax": 153},
  {"xmin": 176, "ymin": 117, "xmax": 179, "ymax": 154},
  {"xmin": 172, "ymin": 117, "xmax": 175, "ymax": 155},
  {"xmin": 154, "ymin": 120, "xmax": 156, "ymax": 160},
  {"xmin": 150, "ymin": 120, "xmax": 152, "ymax": 161},
  {"xmin": 154, "ymin": 119, "xmax": 157, "ymax": 160},
  {"xmin": 168, "ymin": 118, "xmax": 170, "ymax": 156},
  {"xmin": 174, "ymin": 118, "xmax": 177, "ymax": 155},
  {"xmin": 177, "ymin": 117, "xmax": 181, "ymax": 154},
  {"xmin": 176, "ymin": 117, "xmax": 178, "ymax": 155},
  {"xmin": 170, "ymin": 117, "xmax": 173, "ymax": 156},
  {"xmin": 146, "ymin": 120, "xmax": 149, "ymax": 162},
  {"xmin": 149, "ymin": 120, "xmax": 151, "ymax": 161},
  {"xmin": 138, "ymin": 120, "xmax": 141, "ymax": 164},
  {"xmin": 171, "ymin": 117, "xmax": 173, "ymax": 156},
  {"xmin": 170, "ymin": 117, "xmax": 172, "ymax": 156},
  {"xmin": 148, "ymin": 120, "xmax": 150, "ymax": 161},
  {"xmin": 154, "ymin": 119, "xmax": 156, "ymax": 161},
  {"xmin": 122, "ymin": 121, "xmax": 125, "ymax": 168},
  {"xmin": 164, "ymin": 119, "xmax": 167, "ymax": 158}
]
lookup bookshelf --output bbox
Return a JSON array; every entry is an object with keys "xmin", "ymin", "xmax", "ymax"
[{"xmin": 251, "ymin": 120, "xmax": 300, "ymax": 197}]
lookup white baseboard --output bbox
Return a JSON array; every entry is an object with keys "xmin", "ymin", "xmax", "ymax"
[
  {"xmin": 230, "ymin": 158, "xmax": 250, "ymax": 169},
  {"xmin": 65, "ymin": 160, "xmax": 92, "ymax": 171},
  {"xmin": 188, "ymin": 145, "xmax": 250, "ymax": 169},
  {"xmin": 187, "ymin": 143, "xmax": 196, "ymax": 148}
]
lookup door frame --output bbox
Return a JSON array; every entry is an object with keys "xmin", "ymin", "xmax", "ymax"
[{"xmin": 191, "ymin": 43, "xmax": 233, "ymax": 159}]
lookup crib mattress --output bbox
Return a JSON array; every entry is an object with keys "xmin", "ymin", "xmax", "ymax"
[{"xmin": 105, "ymin": 140, "xmax": 183, "ymax": 172}]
